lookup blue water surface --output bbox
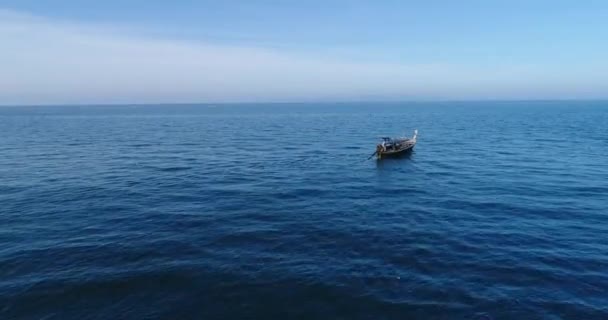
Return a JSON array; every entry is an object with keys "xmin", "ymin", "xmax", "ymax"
[{"xmin": 1, "ymin": 101, "xmax": 607, "ymax": 319}]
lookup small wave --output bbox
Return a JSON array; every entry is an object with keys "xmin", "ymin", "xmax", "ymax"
[{"xmin": 156, "ymin": 166, "xmax": 192, "ymax": 172}]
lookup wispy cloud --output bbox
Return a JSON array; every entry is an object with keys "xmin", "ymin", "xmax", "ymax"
[{"xmin": 0, "ymin": 9, "xmax": 606, "ymax": 105}]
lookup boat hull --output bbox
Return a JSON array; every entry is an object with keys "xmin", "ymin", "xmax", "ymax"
[{"xmin": 377, "ymin": 144, "xmax": 415, "ymax": 159}]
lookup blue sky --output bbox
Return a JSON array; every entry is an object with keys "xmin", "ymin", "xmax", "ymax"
[{"xmin": 1, "ymin": 0, "xmax": 607, "ymax": 104}]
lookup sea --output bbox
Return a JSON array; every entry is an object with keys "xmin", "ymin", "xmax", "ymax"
[{"xmin": 1, "ymin": 101, "xmax": 607, "ymax": 320}]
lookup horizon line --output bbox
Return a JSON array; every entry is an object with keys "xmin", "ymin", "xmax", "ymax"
[{"xmin": 1, "ymin": 98, "xmax": 608, "ymax": 108}]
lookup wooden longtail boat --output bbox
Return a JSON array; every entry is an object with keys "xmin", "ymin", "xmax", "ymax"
[{"xmin": 373, "ymin": 130, "xmax": 418, "ymax": 159}]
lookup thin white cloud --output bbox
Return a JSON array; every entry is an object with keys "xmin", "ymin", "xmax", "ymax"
[{"xmin": 0, "ymin": 9, "xmax": 606, "ymax": 105}]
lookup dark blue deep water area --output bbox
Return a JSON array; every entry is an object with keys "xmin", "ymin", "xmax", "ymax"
[{"xmin": 1, "ymin": 102, "xmax": 607, "ymax": 319}]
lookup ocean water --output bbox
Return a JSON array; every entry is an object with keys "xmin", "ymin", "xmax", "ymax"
[{"xmin": 1, "ymin": 101, "xmax": 607, "ymax": 320}]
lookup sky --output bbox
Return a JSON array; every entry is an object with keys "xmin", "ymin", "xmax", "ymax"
[{"xmin": 1, "ymin": 0, "xmax": 607, "ymax": 105}]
